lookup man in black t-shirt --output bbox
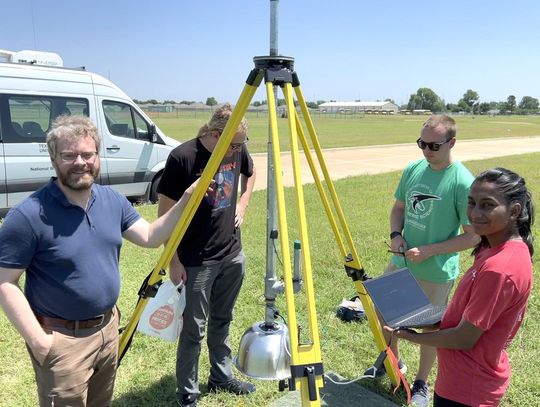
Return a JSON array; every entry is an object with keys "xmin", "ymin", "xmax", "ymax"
[{"xmin": 158, "ymin": 103, "xmax": 256, "ymax": 407}]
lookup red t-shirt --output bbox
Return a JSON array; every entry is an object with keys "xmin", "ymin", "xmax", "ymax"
[{"xmin": 435, "ymin": 240, "xmax": 532, "ymax": 406}]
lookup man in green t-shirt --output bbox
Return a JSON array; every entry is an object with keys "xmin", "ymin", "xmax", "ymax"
[{"xmin": 369, "ymin": 115, "xmax": 479, "ymax": 407}]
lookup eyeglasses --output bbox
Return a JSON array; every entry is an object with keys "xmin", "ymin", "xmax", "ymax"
[
  {"xmin": 385, "ymin": 241, "xmax": 404, "ymax": 256},
  {"xmin": 416, "ymin": 137, "xmax": 453, "ymax": 151},
  {"xmin": 230, "ymin": 137, "xmax": 249, "ymax": 151},
  {"xmin": 58, "ymin": 151, "xmax": 98, "ymax": 163}
]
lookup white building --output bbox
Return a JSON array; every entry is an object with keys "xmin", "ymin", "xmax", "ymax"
[{"xmin": 319, "ymin": 101, "xmax": 399, "ymax": 114}]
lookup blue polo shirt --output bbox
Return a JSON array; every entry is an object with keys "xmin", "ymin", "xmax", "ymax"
[{"xmin": 0, "ymin": 178, "xmax": 140, "ymax": 320}]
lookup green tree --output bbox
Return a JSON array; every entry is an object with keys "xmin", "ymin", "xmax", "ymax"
[
  {"xmin": 457, "ymin": 99, "xmax": 470, "ymax": 112},
  {"xmin": 507, "ymin": 95, "xmax": 516, "ymax": 113},
  {"xmin": 459, "ymin": 89, "xmax": 479, "ymax": 113},
  {"xmin": 163, "ymin": 100, "xmax": 176, "ymax": 105},
  {"xmin": 407, "ymin": 88, "xmax": 443, "ymax": 111},
  {"xmin": 478, "ymin": 102, "xmax": 491, "ymax": 114},
  {"xmin": 446, "ymin": 103, "xmax": 460, "ymax": 113},
  {"xmin": 518, "ymin": 96, "xmax": 539, "ymax": 112},
  {"xmin": 306, "ymin": 102, "xmax": 319, "ymax": 109},
  {"xmin": 205, "ymin": 97, "xmax": 218, "ymax": 106}
]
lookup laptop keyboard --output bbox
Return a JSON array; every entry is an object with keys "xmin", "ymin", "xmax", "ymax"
[{"xmin": 397, "ymin": 306, "xmax": 445, "ymax": 326}]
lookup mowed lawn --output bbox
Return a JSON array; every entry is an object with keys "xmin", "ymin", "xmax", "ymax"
[
  {"xmin": 150, "ymin": 111, "xmax": 540, "ymax": 153},
  {"xmin": 0, "ymin": 116, "xmax": 539, "ymax": 406}
]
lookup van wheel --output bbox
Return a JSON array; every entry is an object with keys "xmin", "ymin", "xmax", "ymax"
[{"xmin": 149, "ymin": 173, "xmax": 162, "ymax": 203}]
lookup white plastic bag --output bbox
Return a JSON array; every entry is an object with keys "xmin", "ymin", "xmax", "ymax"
[{"xmin": 137, "ymin": 280, "xmax": 185, "ymax": 342}]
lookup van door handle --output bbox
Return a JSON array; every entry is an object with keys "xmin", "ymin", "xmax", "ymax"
[{"xmin": 106, "ymin": 145, "xmax": 120, "ymax": 152}]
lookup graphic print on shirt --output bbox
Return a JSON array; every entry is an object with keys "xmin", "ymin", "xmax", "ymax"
[
  {"xmin": 405, "ymin": 184, "xmax": 442, "ymax": 230},
  {"xmin": 205, "ymin": 162, "xmax": 236, "ymax": 210}
]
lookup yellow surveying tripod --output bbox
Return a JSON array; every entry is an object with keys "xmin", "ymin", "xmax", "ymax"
[{"xmin": 118, "ymin": 55, "xmax": 400, "ymax": 405}]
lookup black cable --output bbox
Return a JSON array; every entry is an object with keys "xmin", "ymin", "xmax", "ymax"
[{"xmin": 272, "ymin": 237, "xmax": 284, "ymax": 266}]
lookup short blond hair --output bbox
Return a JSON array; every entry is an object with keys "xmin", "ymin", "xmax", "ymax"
[
  {"xmin": 422, "ymin": 114, "xmax": 456, "ymax": 140},
  {"xmin": 197, "ymin": 103, "xmax": 248, "ymax": 138},
  {"xmin": 46, "ymin": 115, "xmax": 100, "ymax": 158}
]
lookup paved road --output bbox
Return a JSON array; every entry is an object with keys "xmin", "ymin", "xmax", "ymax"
[{"xmin": 251, "ymin": 136, "xmax": 540, "ymax": 191}]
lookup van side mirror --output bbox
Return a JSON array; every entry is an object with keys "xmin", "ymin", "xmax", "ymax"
[{"xmin": 149, "ymin": 124, "xmax": 159, "ymax": 143}]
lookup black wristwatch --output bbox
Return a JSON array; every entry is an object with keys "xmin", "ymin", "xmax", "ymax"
[{"xmin": 390, "ymin": 231, "xmax": 402, "ymax": 240}]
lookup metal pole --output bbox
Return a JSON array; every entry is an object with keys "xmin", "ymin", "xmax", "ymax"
[
  {"xmin": 270, "ymin": 0, "xmax": 279, "ymax": 56},
  {"xmin": 264, "ymin": 0, "xmax": 282, "ymax": 326}
]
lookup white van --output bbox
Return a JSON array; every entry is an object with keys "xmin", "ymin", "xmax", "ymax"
[{"xmin": 0, "ymin": 50, "xmax": 179, "ymax": 213}]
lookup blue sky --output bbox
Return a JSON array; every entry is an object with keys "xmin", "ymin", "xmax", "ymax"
[{"xmin": 2, "ymin": 1, "xmax": 540, "ymax": 106}]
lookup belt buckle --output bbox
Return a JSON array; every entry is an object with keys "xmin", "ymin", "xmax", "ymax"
[{"xmin": 93, "ymin": 313, "xmax": 106, "ymax": 327}]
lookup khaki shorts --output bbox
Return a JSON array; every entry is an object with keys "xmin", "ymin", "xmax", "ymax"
[{"xmin": 384, "ymin": 261, "xmax": 454, "ymax": 306}]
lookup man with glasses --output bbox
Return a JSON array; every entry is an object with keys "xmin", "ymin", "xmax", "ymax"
[
  {"xmin": 367, "ymin": 114, "xmax": 479, "ymax": 407},
  {"xmin": 157, "ymin": 103, "xmax": 256, "ymax": 407},
  {"xmin": 0, "ymin": 115, "xmax": 201, "ymax": 406}
]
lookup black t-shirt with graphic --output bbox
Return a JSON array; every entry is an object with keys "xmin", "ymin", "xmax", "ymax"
[{"xmin": 158, "ymin": 137, "xmax": 254, "ymax": 266}]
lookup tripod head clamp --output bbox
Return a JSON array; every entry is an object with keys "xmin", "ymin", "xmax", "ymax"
[{"xmin": 252, "ymin": 56, "xmax": 299, "ymax": 87}]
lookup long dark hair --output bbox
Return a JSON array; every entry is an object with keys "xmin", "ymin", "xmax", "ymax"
[{"xmin": 472, "ymin": 167, "xmax": 534, "ymax": 256}]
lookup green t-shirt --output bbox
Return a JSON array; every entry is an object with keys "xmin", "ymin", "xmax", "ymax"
[{"xmin": 392, "ymin": 159, "xmax": 474, "ymax": 282}]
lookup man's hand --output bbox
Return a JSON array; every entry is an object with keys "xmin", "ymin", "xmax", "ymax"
[
  {"xmin": 169, "ymin": 258, "xmax": 187, "ymax": 285},
  {"xmin": 235, "ymin": 202, "xmax": 247, "ymax": 228},
  {"xmin": 405, "ymin": 245, "xmax": 433, "ymax": 264},
  {"xmin": 32, "ymin": 332, "xmax": 54, "ymax": 365},
  {"xmin": 186, "ymin": 178, "xmax": 215, "ymax": 197},
  {"xmin": 391, "ymin": 235, "xmax": 408, "ymax": 254}
]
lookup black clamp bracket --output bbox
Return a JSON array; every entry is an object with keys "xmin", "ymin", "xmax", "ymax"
[
  {"xmin": 288, "ymin": 362, "xmax": 324, "ymax": 401},
  {"xmin": 137, "ymin": 269, "xmax": 166, "ymax": 299},
  {"xmin": 344, "ymin": 254, "xmax": 368, "ymax": 281}
]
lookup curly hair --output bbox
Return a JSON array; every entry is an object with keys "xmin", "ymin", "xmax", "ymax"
[
  {"xmin": 197, "ymin": 103, "xmax": 248, "ymax": 139},
  {"xmin": 46, "ymin": 115, "xmax": 100, "ymax": 158}
]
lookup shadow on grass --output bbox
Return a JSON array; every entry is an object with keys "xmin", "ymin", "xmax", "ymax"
[
  {"xmin": 112, "ymin": 374, "xmax": 215, "ymax": 407},
  {"xmin": 112, "ymin": 374, "xmax": 177, "ymax": 406},
  {"xmin": 269, "ymin": 373, "xmax": 407, "ymax": 407},
  {"xmin": 357, "ymin": 377, "xmax": 409, "ymax": 406}
]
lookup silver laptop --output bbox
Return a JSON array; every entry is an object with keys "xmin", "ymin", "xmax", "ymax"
[{"xmin": 362, "ymin": 268, "xmax": 446, "ymax": 329}]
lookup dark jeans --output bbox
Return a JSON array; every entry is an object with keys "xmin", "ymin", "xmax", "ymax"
[
  {"xmin": 176, "ymin": 251, "xmax": 246, "ymax": 397},
  {"xmin": 434, "ymin": 392, "xmax": 471, "ymax": 407}
]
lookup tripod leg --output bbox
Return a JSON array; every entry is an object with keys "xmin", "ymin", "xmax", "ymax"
[
  {"xmin": 118, "ymin": 77, "xmax": 261, "ymax": 363},
  {"xmin": 292, "ymin": 113, "xmax": 347, "ymax": 255},
  {"xmin": 266, "ymin": 82, "xmax": 324, "ymax": 406},
  {"xmin": 292, "ymin": 84, "xmax": 400, "ymax": 386},
  {"xmin": 283, "ymin": 83, "xmax": 322, "ymax": 352}
]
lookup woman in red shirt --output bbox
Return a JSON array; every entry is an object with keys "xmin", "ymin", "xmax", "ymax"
[{"xmin": 388, "ymin": 167, "xmax": 534, "ymax": 406}]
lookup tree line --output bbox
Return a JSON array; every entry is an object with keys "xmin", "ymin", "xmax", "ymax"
[
  {"xmin": 134, "ymin": 90, "xmax": 539, "ymax": 115},
  {"xmin": 405, "ymin": 88, "xmax": 539, "ymax": 115},
  {"xmin": 133, "ymin": 97, "xmax": 218, "ymax": 106}
]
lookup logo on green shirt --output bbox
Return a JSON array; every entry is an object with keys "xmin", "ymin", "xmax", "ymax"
[{"xmin": 409, "ymin": 191, "xmax": 441, "ymax": 214}]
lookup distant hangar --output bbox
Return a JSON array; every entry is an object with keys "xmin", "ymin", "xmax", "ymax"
[{"xmin": 319, "ymin": 101, "xmax": 399, "ymax": 114}]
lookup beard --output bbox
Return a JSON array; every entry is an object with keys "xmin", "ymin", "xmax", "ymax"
[{"xmin": 56, "ymin": 164, "xmax": 100, "ymax": 191}]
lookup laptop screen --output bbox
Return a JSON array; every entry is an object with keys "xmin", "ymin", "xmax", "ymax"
[{"xmin": 363, "ymin": 268, "xmax": 430, "ymax": 324}]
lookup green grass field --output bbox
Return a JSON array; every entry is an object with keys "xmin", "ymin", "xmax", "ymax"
[
  {"xmin": 150, "ymin": 111, "xmax": 540, "ymax": 154},
  {"xmin": 0, "ymin": 117, "xmax": 539, "ymax": 406}
]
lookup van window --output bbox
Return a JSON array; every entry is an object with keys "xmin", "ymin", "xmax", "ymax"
[
  {"xmin": 103, "ymin": 101, "xmax": 151, "ymax": 141},
  {"xmin": 2, "ymin": 95, "xmax": 89, "ymax": 143}
]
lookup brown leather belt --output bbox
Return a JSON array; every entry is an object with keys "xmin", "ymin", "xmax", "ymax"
[{"xmin": 35, "ymin": 308, "xmax": 113, "ymax": 330}]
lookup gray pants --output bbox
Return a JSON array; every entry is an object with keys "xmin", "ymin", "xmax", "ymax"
[{"xmin": 176, "ymin": 251, "xmax": 246, "ymax": 397}]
